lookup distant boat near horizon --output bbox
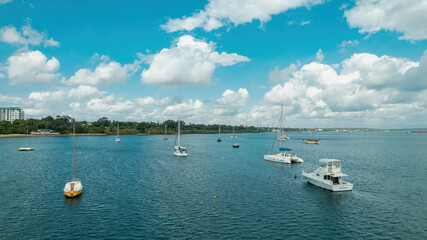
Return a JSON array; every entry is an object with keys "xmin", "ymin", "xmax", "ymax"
[
  {"xmin": 18, "ymin": 130, "xmax": 34, "ymax": 151},
  {"xmin": 231, "ymin": 126, "xmax": 237, "ymax": 139},
  {"xmin": 217, "ymin": 124, "xmax": 222, "ymax": 142},
  {"xmin": 115, "ymin": 124, "xmax": 120, "ymax": 142},
  {"xmin": 64, "ymin": 123, "xmax": 83, "ymax": 198},
  {"xmin": 163, "ymin": 124, "xmax": 168, "ymax": 140},
  {"xmin": 304, "ymin": 129, "xmax": 319, "ymax": 144}
]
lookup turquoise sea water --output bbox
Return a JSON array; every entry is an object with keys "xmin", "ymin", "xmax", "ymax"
[{"xmin": 0, "ymin": 132, "xmax": 426, "ymax": 239}]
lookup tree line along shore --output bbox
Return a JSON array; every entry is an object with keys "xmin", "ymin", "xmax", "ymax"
[
  {"xmin": 0, "ymin": 115, "xmax": 260, "ymax": 135},
  {"xmin": 0, "ymin": 115, "xmax": 390, "ymax": 136}
]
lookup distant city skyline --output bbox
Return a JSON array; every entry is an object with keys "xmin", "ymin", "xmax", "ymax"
[{"xmin": 0, "ymin": 0, "xmax": 426, "ymax": 129}]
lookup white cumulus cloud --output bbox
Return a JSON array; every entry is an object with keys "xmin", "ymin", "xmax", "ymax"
[
  {"xmin": 141, "ymin": 35, "xmax": 249, "ymax": 86},
  {"xmin": 214, "ymin": 88, "xmax": 250, "ymax": 116},
  {"xmin": 62, "ymin": 55, "xmax": 140, "ymax": 87},
  {"xmin": 0, "ymin": 24, "xmax": 59, "ymax": 47},
  {"xmin": 7, "ymin": 50, "xmax": 60, "ymax": 85},
  {"xmin": 344, "ymin": 0, "xmax": 427, "ymax": 41},
  {"xmin": 68, "ymin": 85, "xmax": 106, "ymax": 99},
  {"xmin": 161, "ymin": 0, "xmax": 324, "ymax": 32},
  {"xmin": 262, "ymin": 50, "xmax": 425, "ymax": 127}
]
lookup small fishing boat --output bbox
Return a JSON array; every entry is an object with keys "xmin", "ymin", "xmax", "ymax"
[
  {"xmin": 18, "ymin": 130, "xmax": 34, "ymax": 151},
  {"xmin": 115, "ymin": 124, "xmax": 120, "ymax": 142},
  {"xmin": 302, "ymin": 159, "xmax": 353, "ymax": 191},
  {"xmin": 174, "ymin": 120, "xmax": 188, "ymax": 157},
  {"xmin": 232, "ymin": 142, "xmax": 240, "ymax": 148},
  {"xmin": 64, "ymin": 124, "xmax": 83, "ymax": 198}
]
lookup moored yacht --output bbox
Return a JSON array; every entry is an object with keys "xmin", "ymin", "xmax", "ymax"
[
  {"xmin": 302, "ymin": 159, "xmax": 353, "ymax": 191},
  {"xmin": 281, "ymin": 148, "xmax": 303, "ymax": 163},
  {"xmin": 174, "ymin": 120, "xmax": 188, "ymax": 157},
  {"xmin": 64, "ymin": 123, "xmax": 83, "ymax": 198}
]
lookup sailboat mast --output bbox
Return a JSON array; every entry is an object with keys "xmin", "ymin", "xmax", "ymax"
[
  {"xmin": 73, "ymin": 123, "xmax": 76, "ymax": 180},
  {"xmin": 279, "ymin": 105, "xmax": 284, "ymax": 136},
  {"xmin": 219, "ymin": 124, "xmax": 221, "ymax": 137},
  {"xmin": 177, "ymin": 120, "xmax": 181, "ymax": 146},
  {"xmin": 165, "ymin": 124, "xmax": 167, "ymax": 136},
  {"xmin": 117, "ymin": 123, "xmax": 119, "ymax": 136},
  {"xmin": 26, "ymin": 129, "xmax": 29, "ymax": 146}
]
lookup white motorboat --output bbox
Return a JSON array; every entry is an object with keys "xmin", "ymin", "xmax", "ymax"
[
  {"xmin": 174, "ymin": 120, "xmax": 188, "ymax": 157},
  {"xmin": 302, "ymin": 159, "xmax": 353, "ymax": 191}
]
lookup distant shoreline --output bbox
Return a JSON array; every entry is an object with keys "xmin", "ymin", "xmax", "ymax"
[{"xmin": 0, "ymin": 133, "xmax": 148, "ymax": 138}]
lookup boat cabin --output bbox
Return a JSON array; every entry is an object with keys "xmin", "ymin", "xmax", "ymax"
[{"xmin": 319, "ymin": 159, "xmax": 348, "ymax": 184}]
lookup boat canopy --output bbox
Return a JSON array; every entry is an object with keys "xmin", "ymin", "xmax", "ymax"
[
  {"xmin": 319, "ymin": 159, "xmax": 341, "ymax": 163},
  {"xmin": 330, "ymin": 172, "xmax": 348, "ymax": 177},
  {"xmin": 279, "ymin": 147, "xmax": 292, "ymax": 151}
]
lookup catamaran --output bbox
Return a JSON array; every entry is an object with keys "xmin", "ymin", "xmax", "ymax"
[
  {"xmin": 18, "ymin": 129, "xmax": 34, "ymax": 151},
  {"xmin": 115, "ymin": 123, "xmax": 120, "ymax": 142},
  {"xmin": 163, "ymin": 124, "xmax": 168, "ymax": 140},
  {"xmin": 302, "ymin": 159, "xmax": 353, "ymax": 191},
  {"xmin": 64, "ymin": 124, "xmax": 83, "ymax": 198},
  {"xmin": 264, "ymin": 106, "xmax": 302, "ymax": 164},
  {"xmin": 217, "ymin": 124, "xmax": 222, "ymax": 142},
  {"xmin": 174, "ymin": 120, "xmax": 188, "ymax": 157}
]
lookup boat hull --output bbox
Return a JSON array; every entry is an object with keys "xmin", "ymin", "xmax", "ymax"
[
  {"xmin": 289, "ymin": 157, "xmax": 303, "ymax": 163},
  {"xmin": 302, "ymin": 173, "xmax": 353, "ymax": 191},
  {"xmin": 64, "ymin": 181, "xmax": 83, "ymax": 197},
  {"xmin": 304, "ymin": 140, "xmax": 319, "ymax": 144},
  {"xmin": 18, "ymin": 147, "xmax": 34, "ymax": 151},
  {"xmin": 264, "ymin": 154, "xmax": 291, "ymax": 164},
  {"xmin": 173, "ymin": 151, "xmax": 188, "ymax": 157},
  {"xmin": 64, "ymin": 190, "xmax": 82, "ymax": 198}
]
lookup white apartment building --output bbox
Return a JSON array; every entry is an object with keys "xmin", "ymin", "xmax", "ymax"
[{"xmin": 0, "ymin": 107, "xmax": 25, "ymax": 122}]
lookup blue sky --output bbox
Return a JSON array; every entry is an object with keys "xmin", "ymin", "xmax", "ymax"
[{"xmin": 1, "ymin": 0, "xmax": 426, "ymax": 128}]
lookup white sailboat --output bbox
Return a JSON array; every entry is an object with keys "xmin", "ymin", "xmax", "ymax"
[
  {"xmin": 64, "ymin": 124, "xmax": 83, "ymax": 197},
  {"xmin": 217, "ymin": 124, "xmax": 222, "ymax": 142},
  {"xmin": 231, "ymin": 126, "xmax": 237, "ymax": 139},
  {"xmin": 18, "ymin": 129, "xmax": 34, "ymax": 151},
  {"xmin": 174, "ymin": 120, "xmax": 188, "ymax": 157},
  {"xmin": 277, "ymin": 105, "xmax": 289, "ymax": 141},
  {"xmin": 163, "ymin": 124, "xmax": 168, "ymax": 140},
  {"xmin": 115, "ymin": 123, "xmax": 120, "ymax": 142}
]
